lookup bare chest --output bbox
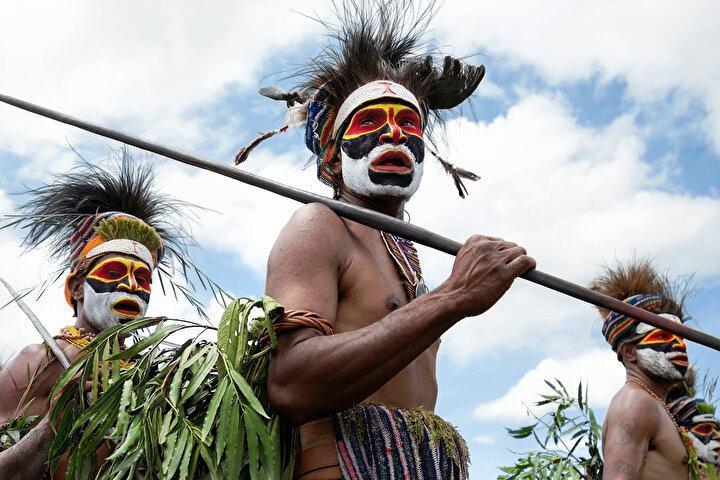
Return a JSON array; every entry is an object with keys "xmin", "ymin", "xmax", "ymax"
[
  {"xmin": 335, "ymin": 230, "xmax": 409, "ymax": 332},
  {"xmin": 642, "ymin": 414, "xmax": 689, "ymax": 480}
]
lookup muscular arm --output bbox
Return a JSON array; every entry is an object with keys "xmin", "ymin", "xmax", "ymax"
[
  {"xmin": 266, "ymin": 204, "xmax": 533, "ymax": 423},
  {"xmin": 0, "ymin": 415, "xmax": 54, "ymax": 480},
  {"xmin": 602, "ymin": 391, "xmax": 659, "ymax": 480},
  {"xmin": 0, "ymin": 344, "xmax": 67, "ymax": 480}
]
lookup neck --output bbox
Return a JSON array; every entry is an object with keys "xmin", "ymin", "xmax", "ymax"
[
  {"xmin": 626, "ymin": 367, "xmax": 675, "ymax": 400},
  {"xmin": 338, "ymin": 189, "xmax": 406, "ymax": 219},
  {"xmin": 74, "ymin": 315, "xmax": 99, "ymax": 335}
]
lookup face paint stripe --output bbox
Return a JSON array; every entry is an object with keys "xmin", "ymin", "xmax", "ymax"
[{"xmin": 343, "ymin": 103, "xmax": 422, "ymax": 140}]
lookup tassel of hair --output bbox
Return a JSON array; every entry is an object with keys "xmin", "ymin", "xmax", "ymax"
[
  {"xmin": 428, "ymin": 148, "xmax": 480, "ymax": 198},
  {"xmin": 233, "ymin": 126, "xmax": 289, "ymax": 165}
]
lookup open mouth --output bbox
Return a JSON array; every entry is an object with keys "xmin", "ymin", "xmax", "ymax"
[
  {"xmin": 369, "ymin": 150, "xmax": 413, "ymax": 174},
  {"xmin": 668, "ymin": 352, "xmax": 689, "ymax": 366},
  {"xmin": 111, "ymin": 298, "xmax": 142, "ymax": 319}
]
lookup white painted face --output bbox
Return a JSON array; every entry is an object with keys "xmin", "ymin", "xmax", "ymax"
[
  {"xmin": 341, "ymin": 143, "xmax": 424, "ymax": 199},
  {"xmin": 82, "ymin": 282, "xmax": 148, "ymax": 331},
  {"xmin": 691, "ymin": 434, "xmax": 720, "ymax": 465},
  {"xmin": 635, "ymin": 347, "xmax": 685, "ymax": 381},
  {"xmin": 339, "ymin": 101, "xmax": 425, "ymax": 201}
]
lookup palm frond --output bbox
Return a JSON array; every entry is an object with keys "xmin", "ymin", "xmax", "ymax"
[{"xmin": 49, "ymin": 296, "xmax": 295, "ymax": 480}]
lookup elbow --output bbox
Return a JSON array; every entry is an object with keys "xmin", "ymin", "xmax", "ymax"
[
  {"xmin": 268, "ymin": 382, "xmax": 315, "ymax": 425},
  {"xmin": 268, "ymin": 369, "xmax": 332, "ymax": 425}
]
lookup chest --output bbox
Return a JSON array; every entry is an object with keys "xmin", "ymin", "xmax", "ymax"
[{"xmin": 336, "ymin": 231, "xmax": 413, "ymax": 331}]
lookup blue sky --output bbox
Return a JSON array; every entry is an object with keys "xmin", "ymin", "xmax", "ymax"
[{"xmin": 1, "ymin": 1, "xmax": 719, "ymax": 478}]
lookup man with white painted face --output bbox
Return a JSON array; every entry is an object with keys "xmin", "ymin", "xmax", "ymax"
[
  {"xmin": 668, "ymin": 391, "xmax": 720, "ymax": 476},
  {"xmin": 591, "ymin": 260, "xmax": 692, "ymax": 480},
  {"xmin": 256, "ymin": 3, "xmax": 535, "ymax": 479},
  {"xmin": 0, "ymin": 156, "xmax": 180, "ymax": 480}
]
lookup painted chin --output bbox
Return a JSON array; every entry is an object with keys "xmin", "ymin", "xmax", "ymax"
[
  {"xmin": 341, "ymin": 145, "xmax": 423, "ymax": 199},
  {"xmin": 636, "ymin": 348, "xmax": 686, "ymax": 380}
]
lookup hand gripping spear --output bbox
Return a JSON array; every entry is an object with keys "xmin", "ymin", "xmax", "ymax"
[{"xmin": 1, "ymin": 93, "xmax": 719, "ymax": 352}]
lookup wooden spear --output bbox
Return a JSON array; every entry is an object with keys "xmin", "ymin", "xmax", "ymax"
[{"xmin": 1, "ymin": 93, "xmax": 718, "ymax": 351}]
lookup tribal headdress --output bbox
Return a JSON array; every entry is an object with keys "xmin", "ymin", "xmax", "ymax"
[
  {"xmin": 4, "ymin": 148, "xmax": 225, "ymax": 317},
  {"xmin": 589, "ymin": 258, "xmax": 688, "ymax": 355},
  {"xmin": 235, "ymin": 0, "xmax": 485, "ymax": 198}
]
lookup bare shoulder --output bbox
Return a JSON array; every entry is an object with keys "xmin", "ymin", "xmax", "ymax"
[
  {"xmin": 0, "ymin": 343, "xmax": 55, "ymax": 421},
  {"xmin": 284, "ymin": 203, "xmax": 349, "ymax": 240},
  {"xmin": 268, "ymin": 203, "xmax": 351, "ymax": 267},
  {"xmin": 606, "ymin": 384, "xmax": 661, "ymax": 432}
]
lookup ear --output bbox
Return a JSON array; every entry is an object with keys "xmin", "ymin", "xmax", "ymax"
[
  {"xmin": 329, "ymin": 152, "xmax": 342, "ymax": 176},
  {"xmin": 69, "ymin": 275, "xmax": 85, "ymax": 303},
  {"xmin": 619, "ymin": 342, "xmax": 638, "ymax": 364}
]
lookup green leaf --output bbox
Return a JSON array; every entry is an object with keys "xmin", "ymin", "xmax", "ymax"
[
  {"xmin": 201, "ymin": 377, "xmax": 229, "ymax": 443},
  {"xmin": 181, "ymin": 349, "xmax": 218, "ymax": 403},
  {"xmin": 228, "ymin": 369, "xmax": 268, "ymax": 419}
]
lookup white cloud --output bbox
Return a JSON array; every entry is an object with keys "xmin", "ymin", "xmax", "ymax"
[
  {"xmin": 154, "ymin": 146, "xmax": 328, "ymax": 276},
  {"xmin": 0, "ymin": 0, "xmax": 327, "ymax": 172},
  {"xmin": 409, "ymin": 93, "xmax": 720, "ymax": 362},
  {"xmin": 473, "ymin": 434, "xmax": 496, "ymax": 446},
  {"xmin": 473, "ymin": 348, "xmax": 625, "ymax": 422},
  {"xmin": 435, "ymin": 0, "xmax": 720, "ymax": 151}
]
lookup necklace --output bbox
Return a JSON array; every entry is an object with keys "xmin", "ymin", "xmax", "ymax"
[
  {"xmin": 380, "ymin": 231, "xmax": 428, "ymax": 301},
  {"xmin": 626, "ymin": 378, "xmax": 681, "ymax": 431},
  {"xmin": 56, "ymin": 325, "xmax": 96, "ymax": 349},
  {"xmin": 55, "ymin": 325, "xmax": 135, "ymax": 369}
]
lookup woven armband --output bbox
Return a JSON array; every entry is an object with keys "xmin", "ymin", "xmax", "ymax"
[{"xmin": 273, "ymin": 309, "xmax": 334, "ymax": 336}]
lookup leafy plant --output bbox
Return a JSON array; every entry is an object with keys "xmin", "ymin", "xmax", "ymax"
[
  {"xmin": 498, "ymin": 380, "xmax": 603, "ymax": 479},
  {"xmin": 48, "ymin": 296, "xmax": 295, "ymax": 480},
  {"xmin": 0, "ymin": 414, "xmax": 40, "ymax": 452}
]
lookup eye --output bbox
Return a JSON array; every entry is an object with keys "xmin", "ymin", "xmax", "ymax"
[
  {"xmin": 361, "ymin": 118, "xmax": 376, "ymax": 126},
  {"xmin": 107, "ymin": 270, "xmax": 122, "ymax": 279},
  {"xmin": 693, "ymin": 423, "xmax": 716, "ymax": 436},
  {"xmin": 400, "ymin": 119, "xmax": 415, "ymax": 127}
]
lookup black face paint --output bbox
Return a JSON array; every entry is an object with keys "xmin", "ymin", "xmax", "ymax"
[
  {"xmin": 86, "ymin": 277, "xmax": 151, "ymax": 304},
  {"xmin": 340, "ymin": 126, "xmax": 425, "ymax": 164}
]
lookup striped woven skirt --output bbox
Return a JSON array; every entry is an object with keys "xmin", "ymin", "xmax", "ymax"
[{"xmin": 334, "ymin": 403, "xmax": 470, "ymax": 480}]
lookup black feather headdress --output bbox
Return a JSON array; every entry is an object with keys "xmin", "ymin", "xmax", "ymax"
[
  {"xmin": 235, "ymin": 0, "xmax": 484, "ymax": 198},
  {"xmin": 3, "ymin": 147, "xmax": 228, "ymax": 318}
]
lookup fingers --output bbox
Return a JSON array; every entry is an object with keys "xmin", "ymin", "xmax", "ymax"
[
  {"xmin": 501, "ymin": 245, "xmax": 527, "ymax": 262},
  {"xmin": 506, "ymin": 254, "xmax": 537, "ymax": 277}
]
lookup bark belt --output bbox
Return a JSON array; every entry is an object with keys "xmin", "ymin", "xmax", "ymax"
[{"xmin": 294, "ymin": 443, "xmax": 342, "ymax": 480}]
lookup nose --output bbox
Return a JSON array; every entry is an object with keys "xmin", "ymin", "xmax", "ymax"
[
  {"xmin": 379, "ymin": 108, "xmax": 408, "ymax": 145},
  {"xmin": 671, "ymin": 335, "xmax": 687, "ymax": 351},
  {"xmin": 117, "ymin": 274, "xmax": 139, "ymax": 293}
]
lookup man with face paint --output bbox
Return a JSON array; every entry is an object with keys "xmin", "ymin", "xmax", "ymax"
[
  {"xmin": 0, "ymin": 156, "xmax": 183, "ymax": 480},
  {"xmin": 667, "ymin": 368, "xmax": 720, "ymax": 478},
  {"xmin": 256, "ymin": 3, "xmax": 534, "ymax": 479},
  {"xmin": 591, "ymin": 260, "xmax": 692, "ymax": 480}
]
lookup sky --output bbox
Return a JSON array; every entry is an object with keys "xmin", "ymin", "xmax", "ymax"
[{"xmin": 1, "ymin": 1, "xmax": 719, "ymax": 478}]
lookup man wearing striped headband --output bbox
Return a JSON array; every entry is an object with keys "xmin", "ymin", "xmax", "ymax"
[
  {"xmin": 261, "ymin": 3, "xmax": 535, "ymax": 479},
  {"xmin": 591, "ymin": 259, "xmax": 691, "ymax": 480},
  {"xmin": 0, "ymin": 154, "xmax": 184, "ymax": 480},
  {"xmin": 669, "ymin": 396, "xmax": 720, "ymax": 468}
]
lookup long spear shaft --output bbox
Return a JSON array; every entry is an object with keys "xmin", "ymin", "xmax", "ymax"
[
  {"xmin": 1, "ymin": 93, "xmax": 719, "ymax": 352},
  {"xmin": 0, "ymin": 276, "xmax": 71, "ymax": 368}
]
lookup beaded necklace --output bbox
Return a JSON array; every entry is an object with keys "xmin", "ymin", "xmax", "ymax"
[
  {"xmin": 380, "ymin": 231, "xmax": 428, "ymax": 301},
  {"xmin": 55, "ymin": 325, "xmax": 135, "ymax": 369}
]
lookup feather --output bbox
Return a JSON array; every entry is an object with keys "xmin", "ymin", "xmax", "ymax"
[
  {"xmin": 588, "ymin": 257, "xmax": 693, "ymax": 321},
  {"xmin": 233, "ymin": 127, "xmax": 288, "ymax": 165},
  {"xmin": 258, "ymin": 86, "xmax": 307, "ymax": 107},
  {"xmin": 428, "ymin": 148, "xmax": 480, "ymax": 198}
]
